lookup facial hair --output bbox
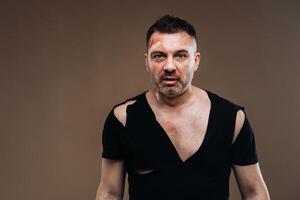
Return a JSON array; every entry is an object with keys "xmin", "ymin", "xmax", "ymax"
[{"xmin": 151, "ymin": 72, "xmax": 193, "ymax": 98}]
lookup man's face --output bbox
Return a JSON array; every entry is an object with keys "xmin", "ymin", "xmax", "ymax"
[{"xmin": 145, "ymin": 31, "xmax": 200, "ymax": 97}]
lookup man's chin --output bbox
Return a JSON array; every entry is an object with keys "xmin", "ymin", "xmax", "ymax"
[{"xmin": 159, "ymin": 87, "xmax": 183, "ymax": 97}]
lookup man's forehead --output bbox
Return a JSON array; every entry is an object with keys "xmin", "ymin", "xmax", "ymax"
[
  {"xmin": 149, "ymin": 41, "xmax": 161, "ymax": 52},
  {"xmin": 148, "ymin": 32, "xmax": 196, "ymax": 51}
]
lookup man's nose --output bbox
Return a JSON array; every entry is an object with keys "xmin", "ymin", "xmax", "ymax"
[{"xmin": 163, "ymin": 57, "xmax": 176, "ymax": 73}]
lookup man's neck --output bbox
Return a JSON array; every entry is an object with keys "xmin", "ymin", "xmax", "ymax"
[{"xmin": 151, "ymin": 86, "xmax": 196, "ymax": 109}]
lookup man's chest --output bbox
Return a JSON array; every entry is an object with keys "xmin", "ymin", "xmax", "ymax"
[{"xmin": 155, "ymin": 110, "xmax": 210, "ymax": 162}]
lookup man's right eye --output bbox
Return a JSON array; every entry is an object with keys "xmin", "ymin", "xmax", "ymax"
[{"xmin": 152, "ymin": 54, "xmax": 166, "ymax": 61}]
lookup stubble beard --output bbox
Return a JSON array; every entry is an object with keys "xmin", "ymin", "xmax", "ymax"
[
  {"xmin": 151, "ymin": 76, "xmax": 190, "ymax": 98},
  {"xmin": 158, "ymin": 82, "xmax": 183, "ymax": 97}
]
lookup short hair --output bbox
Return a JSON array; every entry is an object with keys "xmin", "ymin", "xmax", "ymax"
[{"xmin": 146, "ymin": 15, "xmax": 197, "ymax": 48}]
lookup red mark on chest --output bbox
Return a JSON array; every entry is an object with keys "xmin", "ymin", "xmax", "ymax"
[{"xmin": 163, "ymin": 120, "xmax": 176, "ymax": 131}]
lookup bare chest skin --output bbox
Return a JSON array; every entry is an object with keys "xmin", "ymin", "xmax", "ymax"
[{"xmin": 146, "ymin": 89, "xmax": 211, "ymax": 162}]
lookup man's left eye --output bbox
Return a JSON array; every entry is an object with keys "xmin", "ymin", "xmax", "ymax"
[{"xmin": 174, "ymin": 54, "xmax": 187, "ymax": 60}]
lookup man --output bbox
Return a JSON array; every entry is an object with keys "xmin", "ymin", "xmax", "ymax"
[{"xmin": 96, "ymin": 15, "xmax": 270, "ymax": 200}]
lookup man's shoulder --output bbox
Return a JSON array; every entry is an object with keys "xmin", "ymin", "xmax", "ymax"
[
  {"xmin": 111, "ymin": 91, "xmax": 147, "ymax": 126},
  {"xmin": 207, "ymin": 89, "xmax": 247, "ymax": 141},
  {"xmin": 112, "ymin": 90, "xmax": 146, "ymax": 108},
  {"xmin": 206, "ymin": 89, "xmax": 245, "ymax": 111}
]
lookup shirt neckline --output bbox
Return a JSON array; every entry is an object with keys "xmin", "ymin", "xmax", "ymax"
[{"xmin": 141, "ymin": 88, "xmax": 215, "ymax": 163}]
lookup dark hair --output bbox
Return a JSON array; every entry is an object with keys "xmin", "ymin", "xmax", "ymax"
[{"xmin": 146, "ymin": 15, "xmax": 197, "ymax": 48}]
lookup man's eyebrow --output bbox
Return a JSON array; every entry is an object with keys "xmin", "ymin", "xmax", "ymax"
[
  {"xmin": 174, "ymin": 49, "xmax": 189, "ymax": 54},
  {"xmin": 151, "ymin": 49, "xmax": 189, "ymax": 54},
  {"xmin": 150, "ymin": 51, "xmax": 166, "ymax": 55}
]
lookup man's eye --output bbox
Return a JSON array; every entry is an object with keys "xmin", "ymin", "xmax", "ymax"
[
  {"xmin": 152, "ymin": 54, "xmax": 166, "ymax": 61},
  {"xmin": 174, "ymin": 54, "xmax": 187, "ymax": 61}
]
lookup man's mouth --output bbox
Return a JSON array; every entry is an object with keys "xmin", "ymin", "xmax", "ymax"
[{"xmin": 161, "ymin": 77, "xmax": 179, "ymax": 85}]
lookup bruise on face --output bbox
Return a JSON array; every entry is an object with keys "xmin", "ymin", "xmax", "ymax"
[
  {"xmin": 149, "ymin": 41, "xmax": 161, "ymax": 52},
  {"xmin": 148, "ymin": 32, "xmax": 197, "ymax": 56}
]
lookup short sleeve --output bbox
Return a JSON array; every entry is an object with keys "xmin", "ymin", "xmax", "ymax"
[
  {"xmin": 232, "ymin": 109, "xmax": 258, "ymax": 165},
  {"xmin": 101, "ymin": 109, "xmax": 124, "ymax": 160}
]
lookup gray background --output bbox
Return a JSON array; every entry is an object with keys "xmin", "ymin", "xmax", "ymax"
[{"xmin": 1, "ymin": 0, "xmax": 299, "ymax": 199}]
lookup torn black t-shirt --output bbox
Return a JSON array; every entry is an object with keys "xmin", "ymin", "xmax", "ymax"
[{"xmin": 101, "ymin": 89, "xmax": 258, "ymax": 200}]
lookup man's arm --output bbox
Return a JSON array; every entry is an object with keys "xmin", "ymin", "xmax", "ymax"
[
  {"xmin": 95, "ymin": 158, "xmax": 126, "ymax": 200},
  {"xmin": 233, "ymin": 163, "xmax": 269, "ymax": 200},
  {"xmin": 233, "ymin": 110, "xmax": 270, "ymax": 200},
  {"xmin": 96, "ymin": 101, "xmax": 135, "ymax": 200}
]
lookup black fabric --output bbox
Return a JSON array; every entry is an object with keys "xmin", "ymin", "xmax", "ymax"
[
  {"xmin": 101, "ymin": 89, "xmax": 258, "ymax": 199},
  {"xmin": 101, "ymin": 109, "xmax": 125, "ymax": 160},
  {"xmin": 231, "ymin": 110, "xmax": 258, "ymax": 165}
]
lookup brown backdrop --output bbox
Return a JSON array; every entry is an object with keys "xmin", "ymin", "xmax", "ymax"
[{"xmin": 1, "ymin": 0, "xmax": 299, "ymax": 199}]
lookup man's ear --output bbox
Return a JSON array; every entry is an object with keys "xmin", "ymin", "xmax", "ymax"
[
  {"xmin": 194, "ymin": 52, "xmax": 201, "ymax": 71},
  {"xmin": 144, "ymin": 53, "xmax": 149, "ymax": 72}
]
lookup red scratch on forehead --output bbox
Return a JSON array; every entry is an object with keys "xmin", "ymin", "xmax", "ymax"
[{"xmin": 149, "ymin": 41, "xmax": 161, "ymax": 51}]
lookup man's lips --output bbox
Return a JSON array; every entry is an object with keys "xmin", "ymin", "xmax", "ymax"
[
  {"xmin": 161, "ymin": 76, "xmax": 179, "ymax": 80},
  {"xmin": 161, "ymin": 77, "xmax": 179, "ymax": 85}
]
